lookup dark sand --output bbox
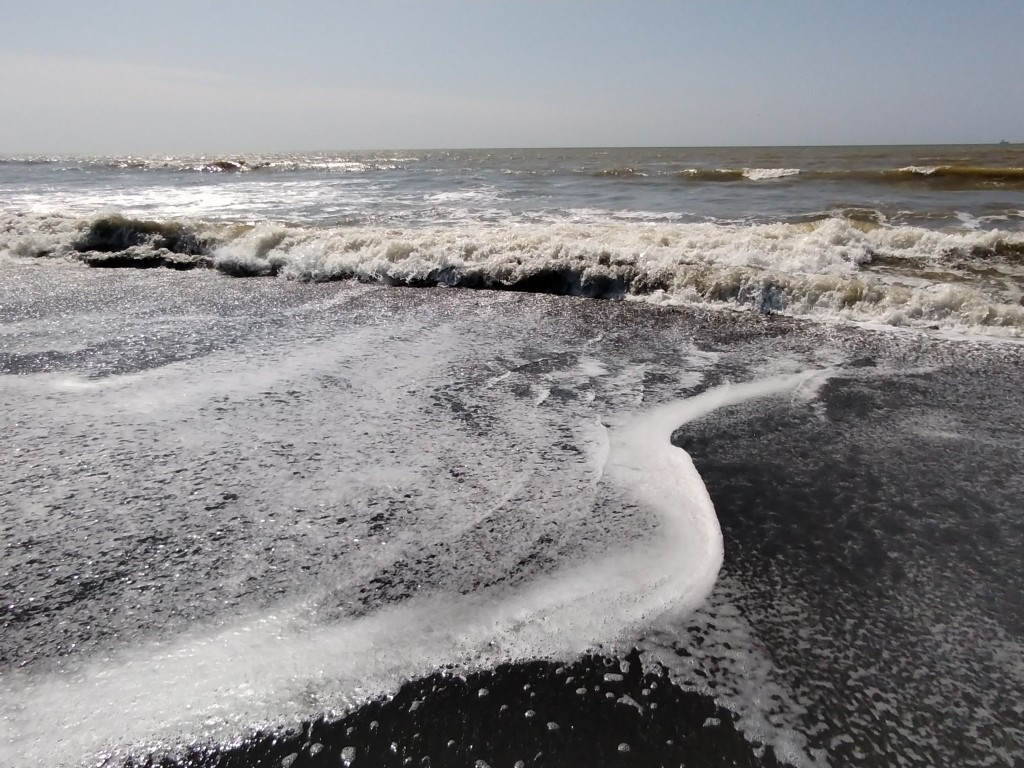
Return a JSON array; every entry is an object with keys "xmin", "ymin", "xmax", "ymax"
[
  {"xmin": 3, "ymin": 267, "xmax": 1022, "ymax": 768},
  {"xmin": 142, "ymin": 651, "xmax": 782, "ymax": 768}
]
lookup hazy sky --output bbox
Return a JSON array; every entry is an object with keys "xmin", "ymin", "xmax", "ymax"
[{"xmin": 2, "ymin": 0, "xmax": 1022, "ymax": 153}]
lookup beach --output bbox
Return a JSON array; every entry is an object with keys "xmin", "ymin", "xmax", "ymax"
[{"xmin": 1, "ymin": 146, "xmax": 1022, "ymax": 767}]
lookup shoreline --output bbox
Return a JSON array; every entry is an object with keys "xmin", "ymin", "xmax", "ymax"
[
  {"xmin": 1, "ymin": 270, "xmax": 1021, "ymax": 767},
  {"xmin": 128, "ymin": 650, "xmax": 785, "ymax": 768}
]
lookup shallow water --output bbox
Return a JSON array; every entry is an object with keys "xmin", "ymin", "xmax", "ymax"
[
  {"xmin": 3, "ymin": 144, "xmax": 1023, "ymax": 766},
  {"xmin": 1, "ymin": 261, "xmax": 1022, "ymax": 767}
]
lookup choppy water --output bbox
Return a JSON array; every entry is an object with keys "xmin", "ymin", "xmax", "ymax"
[
  {"xmin": 2, "ymin": 145, "xmax": 1023, "ymax": 336},
  {"xmin": 1, "ymin": 147, "xmax": 1023, "ymax": 768}
]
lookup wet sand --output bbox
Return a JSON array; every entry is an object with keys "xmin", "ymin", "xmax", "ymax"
[
  {"xmin": 147, "ymin": 651, "xmax": 783, "ymax": 768},
  {"xmin": 2, "ymin": 264, "xmax": 1022, "ymax": 767}
]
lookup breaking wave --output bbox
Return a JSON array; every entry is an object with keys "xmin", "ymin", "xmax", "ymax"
[
  {"xmin": 573, "ymin": 164, "xmax": 1024, "ymax": 188},
  {"xmin": 3, "ymin": 211, "xmax": 1024, "ymax": 336},
  {"xmin": 585, "ymin": 165, "xmax": 1024, "ymax": 189},
  {"xmin": 881, "ymin": 164, "xmax": 1024, "ymax": 185},
  {"xmin": 668, "ymin": 165, "xmax": 1024, "ymax": 188},
  {"xmin": 590, "ymin": 167, "xmax": 649, "ymax": 178},
  {"xmin": 0, "ymin": 154, "xmax": 416, "ymax": 174},
  {"xmin": 674, "ymin": 168, "xmax": 802, "ymax": 182},
  {"xmin": 5, "ymin": 153, "xmax": 1023, "ymax": 188}
]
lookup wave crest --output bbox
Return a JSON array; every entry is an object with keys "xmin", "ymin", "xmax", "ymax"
[
  {"xmin": 3, "ymin": 212, "xmax": 1023, "ymax": 336},
  {"xmin": 672, "ymin": 168, "xmax": 802, "ymax": 182}
]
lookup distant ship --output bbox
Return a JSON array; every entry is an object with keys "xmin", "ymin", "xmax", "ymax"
[{"xmin": 999, "ymin": 139, "xmax": 1010, "ymax": 145}]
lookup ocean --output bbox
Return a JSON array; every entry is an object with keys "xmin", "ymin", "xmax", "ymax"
[{"xmin": 0, "ymin": 146, "xmax": 1022, "ymax": 768}]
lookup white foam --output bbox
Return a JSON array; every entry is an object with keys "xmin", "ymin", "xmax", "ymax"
[
  {"xmin": 0, "ymin": 358, "xmax": 825, "ymax": 767},
  {"xmin": 4, "ymin": 211, "xmax": 1023, "ymax": 337},
  {"xmin": 643, "ymin": 575, "xmax": 829, "ymax": 768},
  {"xmin": 742, "ymin": 168, "xmax": 801, "ymax": 181}
]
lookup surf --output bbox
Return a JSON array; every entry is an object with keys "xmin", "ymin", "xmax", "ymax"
[
  {"xmin": 0, "ymin": 370, "xmax": 825, "ymax": 768},
  {"xmin": 3, "ymin": 212, "xmax": 1023, "ymax": 337}
]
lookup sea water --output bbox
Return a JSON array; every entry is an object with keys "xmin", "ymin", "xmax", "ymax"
[
  {"xmin": 1, "ymin": 146, "xmax": 1022, "ymax": 767},
  {"xmin": 2, "ymin": 145, "xmax": 1023, "ymax": 336}
]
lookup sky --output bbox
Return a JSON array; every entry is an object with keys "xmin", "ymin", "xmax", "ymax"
[{"xmin": 1, "ymin": 0, "xmax": 1022, "ymax": 153}]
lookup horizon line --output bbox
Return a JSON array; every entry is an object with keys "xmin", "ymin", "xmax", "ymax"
[{"xmin": 2, "ymin": 141, "xmax": 1020, "ymax": 158}]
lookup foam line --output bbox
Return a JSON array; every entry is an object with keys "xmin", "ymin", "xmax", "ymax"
[
  {"xmin": 3, "ymin": 211, "xmax": 1024, "ymax": 336},
  {"xmin": 0, "ymin": 372, "xmax": 824, "ymax": 767}
]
